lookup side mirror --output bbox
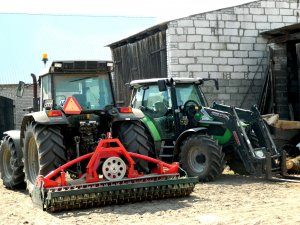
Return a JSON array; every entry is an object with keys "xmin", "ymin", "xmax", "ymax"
[
  {"xmin": 158, "ymin": 80, "xmax": 167, "ymax": 92},
  {"xmin": 16, "ymin": 81, "xmax": 25, "ymax": 97}
]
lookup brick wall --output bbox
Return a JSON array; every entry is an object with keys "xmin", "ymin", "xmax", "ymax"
[
  {"xmin": 0, "ymin": 85, "xmax": 36, "ymax": 129},
  {"xmin": 166, "ymin": 0, "xmax": 300, "ymax": 109}
]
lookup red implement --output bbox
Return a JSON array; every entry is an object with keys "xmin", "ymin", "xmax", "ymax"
[{"xmin": 35, "ymin": 138, "xmax": 180, "ymax": 189}]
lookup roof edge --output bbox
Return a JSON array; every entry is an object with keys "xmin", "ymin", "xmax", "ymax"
[
  {"xmin": 107, "ymin": 0, "xmax": 258, "ymax": 49},
  {"xmin": 107, "ymin": 22, "xmax": 168, "ymax": 49}
]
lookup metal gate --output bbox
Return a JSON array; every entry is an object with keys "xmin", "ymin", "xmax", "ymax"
[{"xmin": 0, "ymin": 96, "xmax": 14, "ymax": 139}]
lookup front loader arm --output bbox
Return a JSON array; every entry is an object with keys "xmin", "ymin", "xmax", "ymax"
[
  {"xmin": 200, "ymin": 106, "xmax": 258, "ymax": 174},
  {"xmin": 210, "ymin": 102, "xmax": 281, "ymax": 175}
]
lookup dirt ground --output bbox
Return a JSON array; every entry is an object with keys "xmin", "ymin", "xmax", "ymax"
[{"xmin": 1, "ymin": 174, "xmax": 300, "ymax": 225}]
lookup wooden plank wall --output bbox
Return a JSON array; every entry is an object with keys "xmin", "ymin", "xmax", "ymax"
[{"xmin": 111, "ymin": 30, "xmax": 167, "ymax": 105}]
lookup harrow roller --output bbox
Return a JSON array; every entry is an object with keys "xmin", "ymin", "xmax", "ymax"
[
  {"xmin": 31, "ymin": 138, "xmax": 198, "ymax": 212},
  {"xmin": 33, "ymin": 176, "xmax": 196, "ymax": 212}
]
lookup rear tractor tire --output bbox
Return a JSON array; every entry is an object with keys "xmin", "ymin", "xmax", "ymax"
[
  {"xmin": 0, "ymin": 135, "xmax": 25, "ymax": 189},
  {"xmin": 117, "ymin": 121, "xmax": 155, "ymax": 173},
  {"xmin": 180, "ymin": 134, "xmax": 225, "ymax": 182},
  {"xmin": 22, "ymin": 122, "xmax": 67, "ymax": 195}
]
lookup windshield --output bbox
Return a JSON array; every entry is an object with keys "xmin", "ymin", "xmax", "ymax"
[
  {"xmin": 176, "ymin": 84, "xmax": 207, "ymax": 106},
  {"xmin": 53, "ymin": 73, "xmax": 114, "ymax": 110}
]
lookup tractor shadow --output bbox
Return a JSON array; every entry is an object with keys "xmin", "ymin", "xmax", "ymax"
[
  {"xmin": 209, "ymin": 173, "xmax": 268, "ymax": 185},
  {"xmin": 204, "ymin": 173, "xmax": 298, "ymax": 186},
  {"xmin": 55, "ymin": 194, "xmax": 203, "ymax": 218},
  {"xmin": 53, "ymin": 174, "xmax": 285, "ymax": 218}
]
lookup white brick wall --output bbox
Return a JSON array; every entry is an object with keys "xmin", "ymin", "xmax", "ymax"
[{"xmin": 165, "ymin": 0, "xmax": 299, "ymax": 106}]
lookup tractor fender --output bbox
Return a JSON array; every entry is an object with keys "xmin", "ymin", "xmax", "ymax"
[
  {"xmin": 109, "ymin": 108, "xmax": 144, "ymax": 136},
  {"xmin": 111, "ymin": 119, "xmax": 141, "ymax": 137},
  {"xmin": 2, "ymin": 130, "xmax": 22, "ymax": 156},
  {"xmin": 20, "ymin": 111, "xmax": 69, "ymax": 146},
  {"xmin": 174, "ymin": 127, "xmax": 207, "ymax": 159},
  {"xmin": 132, "ymin": 108, "xmax": 144, "ymax": 119},
  {"xmin": 24, "ymin": 111, "xmax": 69, "ymax": 125}
]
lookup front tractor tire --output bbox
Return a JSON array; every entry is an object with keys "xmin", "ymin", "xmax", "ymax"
[
  {"xmin": 22, "ymin": 122, "xmax": 67, "ymax": 194},
  {"xmin": 0, "ymin": 135, "xmax": 25, "ymax": 189},
  {"xmin": 117, "ymin": 121, "xmax": 155, "ymax": 173},
  {"xmin": 180, "ymin": 134, "xmax": 225, "ymax": 182}
]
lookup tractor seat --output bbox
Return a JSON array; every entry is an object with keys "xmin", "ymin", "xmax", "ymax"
[
  {"xmin": 154, "ymin": 102, "xmax": 168, "ymax": 117},
  {"xmin": 72, "ymin": 94, "xmax": 86, "ymax": 107}
]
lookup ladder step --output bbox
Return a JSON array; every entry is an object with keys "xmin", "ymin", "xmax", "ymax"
[
  {"xmin": 159, "ymin": 154, "xmax": 173, "ymax": 158},
  {"xmin": 161, "ymin": 146, "xmax": 174, "ymax": 149}
]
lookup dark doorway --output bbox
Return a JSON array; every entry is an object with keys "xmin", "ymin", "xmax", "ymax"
[
  {"xmin": 0, "ymin": 96, "xmax": 14, "ymax": 139},
  {"xmin": 288, "ymin": 41, "xmax": 300, "ymax": 121}
]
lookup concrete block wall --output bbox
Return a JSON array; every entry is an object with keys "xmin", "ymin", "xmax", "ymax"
[
  {"xmin": 0, "ymin": 85, "xmax": 36, "ymax": 129},
  {"xmin": 166, "ymin": 0, "xmax": 300, "ymax": 108}
]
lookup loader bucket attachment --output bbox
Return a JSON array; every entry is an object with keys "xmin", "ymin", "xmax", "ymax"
[
  {"xmin": 31, "ymin": 138, "xmax": 198, "ymax": 212},
  {"xmin": 212, "ymin": 103, "xmax": 300, "ymax": 182}
]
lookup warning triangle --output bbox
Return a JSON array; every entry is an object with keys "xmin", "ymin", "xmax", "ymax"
[{"xmin": 63, "ymin": 97, "xmax": 82, "ymax": 114}]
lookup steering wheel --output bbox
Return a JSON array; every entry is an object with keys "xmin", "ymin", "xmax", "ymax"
[
  {"xmin": 183, "ymin": 100, "xmax": 200, "ymax": 117},
  {"xmin": 56, "ymin": 95, "xmax": 66, "ymax": 107}
]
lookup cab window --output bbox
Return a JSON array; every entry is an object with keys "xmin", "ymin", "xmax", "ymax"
[
  {"xmin": 176, "ymin": 84, "xmax": 206, "ymax": 106},
  {"xmin": 143, "ymin": 85, "xmax": 171, "ymax": 118},
  {"xmin": 53, "ymin": 74, "xmax": 113, "ymax": 110}
]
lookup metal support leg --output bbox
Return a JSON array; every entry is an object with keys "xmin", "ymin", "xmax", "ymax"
[
  {"xmin": 265, "ymin": 152, "xmax": 272, "ymax": 180},
  {"xmin": 280, "ymin": 150, "xmax": 288, "ymax": 176}
]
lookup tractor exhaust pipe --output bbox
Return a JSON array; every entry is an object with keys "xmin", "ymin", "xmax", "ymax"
[{"xmin": 31, "ymin": 73, "xmax": 38, "ymax": 112}]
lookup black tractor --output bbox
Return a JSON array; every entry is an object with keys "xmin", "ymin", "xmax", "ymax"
[{"xmin": 0, "ymin": 61, "xmax": 153, "ymax": 195}]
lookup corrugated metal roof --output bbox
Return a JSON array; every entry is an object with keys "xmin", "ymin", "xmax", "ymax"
[{"xmin": 107, "ymin": 21, "xmax": 168, "ymax": 49}]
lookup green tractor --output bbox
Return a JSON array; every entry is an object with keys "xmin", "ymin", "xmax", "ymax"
[{"xmin": 129, "ymin": 77, "xmax": 288, "ymax": 181}]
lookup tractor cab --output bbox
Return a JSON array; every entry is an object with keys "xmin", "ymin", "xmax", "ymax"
[
  {"xmin": 38, "ymin": 61, "xmax": 115, "ymax": 112},
  {"xmin": 130, "ymin": 78, "xmax": 213, "ymax": 140}
]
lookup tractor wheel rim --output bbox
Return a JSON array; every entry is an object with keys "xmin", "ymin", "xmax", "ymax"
[
  {"xmin": 188, "ymin": 146, "xmax": 206, "ymax": 173},
  {"xmin": 3, "ymin": 146, "xmax": 13, "ymax": 180},
  {"xmin": 27, "ymin": 137, "xmax": 39, "ymax": 184}
]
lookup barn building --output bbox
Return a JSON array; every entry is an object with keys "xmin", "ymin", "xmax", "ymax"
[
  {"xmin": 1, "ymin": 0, "xmax": 300, "ymax": 134},
  {"xmin": 108, "ymin": 0, "xmax": 300, "ymax": 120}
]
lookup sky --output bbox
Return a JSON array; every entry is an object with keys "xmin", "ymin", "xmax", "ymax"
[{"xmin": 0, "ymin": 0, "xmax": 253, "ymax": 84}]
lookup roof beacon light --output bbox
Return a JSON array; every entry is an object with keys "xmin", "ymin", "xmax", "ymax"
[{"xmin": 42, "ymin": 53, "xmax": 48, "ymax": 66}]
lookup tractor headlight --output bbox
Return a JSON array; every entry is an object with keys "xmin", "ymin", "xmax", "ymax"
[
  {"xmin": 107, "ymin": 62, "xmax": 114, "ymax": 72},
  {"xmin": 54, "ymin": 63, "xmax": 63, "ymax": 68}
]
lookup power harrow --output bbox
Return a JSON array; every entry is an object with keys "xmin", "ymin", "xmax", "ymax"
[{"xmin": 31, "ymin": 137, "xmax": 198, "ymax": 212}]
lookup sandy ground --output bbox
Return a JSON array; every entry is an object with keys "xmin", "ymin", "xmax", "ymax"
[{"xmin": 1, "ymin": 174, "xmax": 300, "ymax": 225}]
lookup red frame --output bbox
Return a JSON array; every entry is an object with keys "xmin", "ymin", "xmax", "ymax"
[{"xmin": 35, "ymin": 138, "xmax": 179, "ymax": 188}]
